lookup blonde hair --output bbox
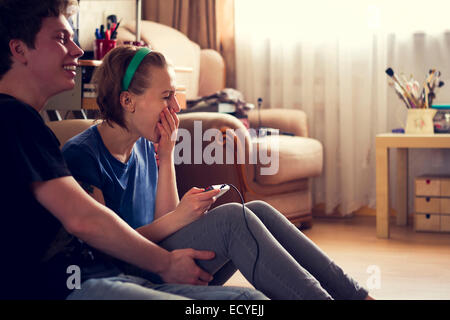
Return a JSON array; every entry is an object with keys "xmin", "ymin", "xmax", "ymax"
[{"xmin": 92, "ymin": 46, "xmax": 167, "ymax": 129}]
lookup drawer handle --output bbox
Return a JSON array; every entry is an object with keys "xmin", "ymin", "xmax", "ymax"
[
  {"xmin": 426, "ymin": 197, "xmax": 430, "ymax": 202},
  {"xmin": 426, "ymin": 179, "xmax": 431, "ymax": 184},
  {"xmin": 426, "ymin": 214, "xmax": 431, "ymax": 219}
]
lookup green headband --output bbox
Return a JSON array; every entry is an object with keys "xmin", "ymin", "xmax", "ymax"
[{"xmin": 122, "ymin": 47, "xmax": 152, "ymax": 91}]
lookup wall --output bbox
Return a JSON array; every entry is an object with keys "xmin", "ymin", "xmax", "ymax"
[{"xmin": 77, "ymin": 0, "xmax": 136, "ymax": 51}]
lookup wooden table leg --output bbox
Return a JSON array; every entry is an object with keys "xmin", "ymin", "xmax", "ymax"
[
  {"xmin": 376, "ymin": 145, "xmax": 390, "ymax": 238},
  {"xmin": 396, "ymin": 148, "xmax": 408, "ymax": 226}
]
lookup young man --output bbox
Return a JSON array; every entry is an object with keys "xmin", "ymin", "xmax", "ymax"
[{"xmin": 0, "ymin": 0, "xmax": 266, "ymax": 300}]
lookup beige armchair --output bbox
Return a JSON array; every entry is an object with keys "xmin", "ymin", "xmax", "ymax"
[
  {"xmin": 174, "ymin": 110, "xmax": 322, "ymax": 229},
  {"xmin": 244, "ymin": 109, "xmax": 323, "ymax": 228}
]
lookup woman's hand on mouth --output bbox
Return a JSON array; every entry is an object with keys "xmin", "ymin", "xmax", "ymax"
[{"xmin": 155, "ymin": 107, "xmax": 179, "ymax": 162}]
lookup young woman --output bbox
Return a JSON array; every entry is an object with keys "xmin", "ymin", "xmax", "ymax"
[{"xmin": 62, "ymin": 46, "xmax": 373, "ymax": 300}]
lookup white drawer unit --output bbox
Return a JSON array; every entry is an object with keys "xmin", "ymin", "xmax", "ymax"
[{"xmin": 414, "ymin": 176, "xmax": 450, "ymax": 233}]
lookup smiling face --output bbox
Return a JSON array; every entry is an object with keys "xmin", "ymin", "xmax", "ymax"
[
  {"xmin": 125, "ymin": 66, "xmax": 180, "ymax": 142},
  {"xmin": 25, "ymin": 14, "xmax": 83, "ymax": 98}
]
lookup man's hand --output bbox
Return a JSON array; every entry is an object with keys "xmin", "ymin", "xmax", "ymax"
[{"xmin": 159, "ymin": 248, "xmax": 215, "ymax": 285}]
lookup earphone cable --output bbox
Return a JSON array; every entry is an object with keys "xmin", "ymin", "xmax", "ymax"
[{"xmin": 226, "ymin": 184, "xmax": 259, "ymax": 285}]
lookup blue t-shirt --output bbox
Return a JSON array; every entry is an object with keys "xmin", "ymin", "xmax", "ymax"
[{"xmin": 62, "ymin": 125, "xmax": 158, "ymax": 229}]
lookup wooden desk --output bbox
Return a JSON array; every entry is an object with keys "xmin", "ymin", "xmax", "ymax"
[{"xmin": 376, "ymin": 133, "xmax": 450, "ymax": 238}]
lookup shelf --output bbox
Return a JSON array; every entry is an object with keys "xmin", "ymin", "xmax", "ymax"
[{"xmin": 79, "ymin": 60, "xmax": 102, "ymax": 67}]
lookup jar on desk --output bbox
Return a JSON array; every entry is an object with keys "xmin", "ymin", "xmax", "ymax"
[{"xmin": 433, "ymin": 108, "xmax": 450, "ymax": 133}]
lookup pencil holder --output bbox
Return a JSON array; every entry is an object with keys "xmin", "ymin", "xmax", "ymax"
[
  {"xmin": 94, "ymin": 39, "xmax": 117, "ymax": 60},
  {"xmin": 405, "ymin": 109, "xmax": 437, "ymax": 134}
]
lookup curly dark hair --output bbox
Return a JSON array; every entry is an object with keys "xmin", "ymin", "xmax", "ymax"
[{"xmin": 0, "ymin": 0, "xmax": 77, "ymax": 79}]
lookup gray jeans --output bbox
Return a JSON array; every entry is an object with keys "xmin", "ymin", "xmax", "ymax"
[
  {"xmin": 68, "ymin": 200, "xmax": 368, "ymax": 300},
  {"xmin": 158, "ymin": 200, "xmax": 368, "ymax": 300}
]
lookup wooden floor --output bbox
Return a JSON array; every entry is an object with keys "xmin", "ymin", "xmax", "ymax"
[{"xmin": 224, "ymin": 215, "xmax": 450, "ymax": 300}]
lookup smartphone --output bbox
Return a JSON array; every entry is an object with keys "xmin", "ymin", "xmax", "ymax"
[{"xmin": 204, "ymin": 184, "xmax": 230, "ymax": 199}]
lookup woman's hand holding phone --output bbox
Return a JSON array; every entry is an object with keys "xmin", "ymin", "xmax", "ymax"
[{"xmin": 174, "ymin": 187, "xmax": 221, "ymax": 224}]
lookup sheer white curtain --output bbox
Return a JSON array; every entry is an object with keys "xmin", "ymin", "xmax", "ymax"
[{"xmin": 235, "ymin": 0, "xmax": 450, "ymax": 216}]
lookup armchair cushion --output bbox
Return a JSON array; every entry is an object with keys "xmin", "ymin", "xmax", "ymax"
[
  {"xmin": 199, "ymin": 49, "xmax": 226, "ymax": 97},
  {"xmin": 254, "ymin": 135, "xmax": 323, "ymax": 185},
  {"xmin": 46, "ymin": 119, "xmax": 98, "ymax": 147}
]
